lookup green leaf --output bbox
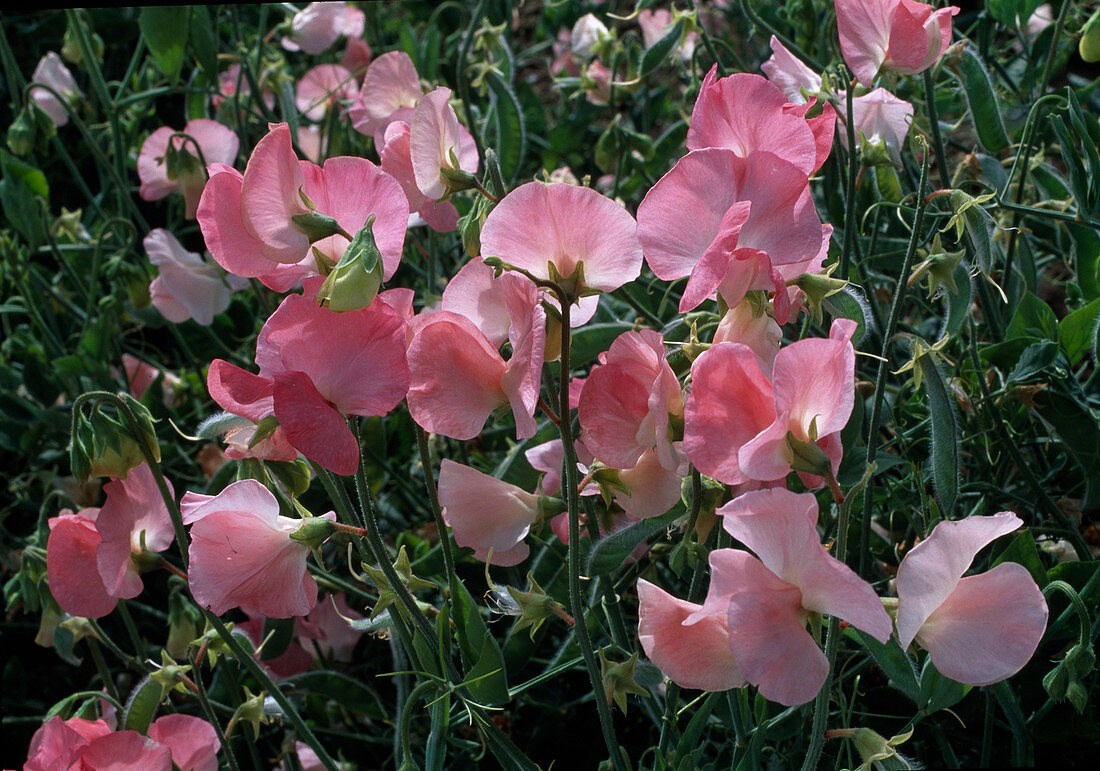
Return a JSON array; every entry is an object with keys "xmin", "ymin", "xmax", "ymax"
[
  {"xmin": 1006, "ymin": 340, "xmax": 1060, "ymax": 383},
  {"xmin": 587, "ymin": 505, "xmax": 682, "ymax": 575},
  {"xmin": 451, "ymin": 580, "xmax": 488, "ymax": 667},
  {"xmin": 122, "ymin": 674, "xmax": 164, "ymax": 734},
  {"xmin": 942, "ymin": 263, "xmax": 973, "ymax": 338},
  {"xmin": 486, "ymin": 72, "xmax": 526, "ymax": 185},
  {"xmin": 992, "ymin": 531, "xmax": 1049, "ymax": 587},
  {"xmin": 918, "ymin": 657, "xmax": 971, "ymax": 714},
  {"xmin": 955, "ymin": 44, "xmax": 1010, "ymax": 153},
  {"xmin": 639, "ymin": 20, "xmax": 683, "ymax": 77},
  {"xmin": 1059, "ymin": 298, "xmax": 1100, "ymax": 365},
  {"xmin": 850, "ymin": 628, "xmax": 919, "ymax": 702},
  {"xmin": 1069, "ymin": 224, "xmax": 1100, "ymax": 300},
  {"xmin": 918, "ymin": 355, "xmax": 958, "ymax": 516},
  {"xmin": 0, "ymin": 150, "xmax": 49, "ymax": 249},
  {"xmin": 979, "ymin": 336, "xmax": 1036, "ymax": 370},
  {"xmin": 140, "ymin": 7, "xmax": 191, "ymax": 83},
  {"xmin": 674, "ymin": 691, "xmax": 719, "ymax": 764},
  {"xmin": 1050, "ymin": 114, "xmax": 1090, "ymax": 215},
  {"xmin": 188, "ymin": 6, "xmax": 218, "ymax": 77},
  {"xmin": 463, "ymin": 633, "xmax": 510, "ymax": 706},
  {"xmin": 1066, "ymin": 90, "xmax": 1100, "ymax": 213},
  {"xmin": 281, "ymin": 671, "xmax": 385, "ymax": 717},
  {"xmin": 1006, "ymin": 292, "xmax": 1059, "ymax": 341}
]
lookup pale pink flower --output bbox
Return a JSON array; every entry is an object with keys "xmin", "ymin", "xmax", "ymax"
[
  {"xmin": 836, "ymin": 0, "xmax": 959, "ymax": 87},
  {"xmin": 584, "ymin": 60, "xmax": 613, "ymax": 106},
  {"xmin": 707, "ymin": 489, "xmax": 892, "ymax": 705},
  {"xmin": 638, "ymin": 579, "xmax": 745, "ymax": 691},
  {"xmin": 1024, "ymin": 4, "xmax": 1054, "ymax": 44},
  {"xmin": 340, "ymin": 37, "xmax": 373, "ymax": 77},
  {"xmin": 282, "ymin": 2, "xmax": 365, "ymax": 55},
  {"xmin": 183, "ymin": 479, "xmax": 330, "ymax": 617},
  {"xmin": 147, "ymin": 714, "xmax": 220, "ymax": 771},
  {"xmin": 839, "ymin": 88, "xmax": 914, "ymax": 166},
  {"xmin": 439, "ymin": 459, "xmax": 541, "ymax": 566},
  {"xmin": 46, "ymin": 507, "xmax": 117, "ymax": 619},
  {"xmin": 571, "ymin": 13, "xmax": 610, "ymax": 58},
  {"xmin": 349, "ymin": 51, "xmax": 423, "ymax": 145},
  {"xmin": 213, "ymin": 63, "xmax": 276, "ymax": 112},
  {"xmin": 122, "ymin": 353, "xmax": 184, "ymax": 407},
  {"xmin": 145, "ymin": 229, "xmax": 247, "ymax": 325},
  {"xmin": 94, "ymin": 463, "xmax": 175, "ymax": 601},
  {"xmin": 637, "ymin": 9, "xmax": 697, "ymax": 61},
  {"xmin": 295, "ymin": 64, "xmax": 356, "ymax": 122},
  {"xmin": 137, "ymin": 119, "xmax": 239, "ymax": 218},
  {"xmin": 711, "ymin": 301, "xmax": 783, "ymax": 377},
  {"xmin": 410, "ymin": 87, "xmax": 480, "ymax": 200},
  {"xmin": 205, "ymin": 358, "xmax": 299, "ymax": 462},
  {"xmin": 760, "ymin": 36, "xmax": 821, "ymax": 105},
  {"xmin": 480, "ymin": 181, "xmax": 644, "ymax": 296},
  {"xmin": 380, "ymin": 121, "xmax": 460, "ymax": 232},
  {"xmin": 688, "ymin": 67, "xmax": 833, "ymax": 174},
  {"xmin": 895, "ymin": 512, "xmax": 1048, "ymax": 685},
  {"xmin": 29, "ymin": 51, "xmax": 82, "ymax": 127}
]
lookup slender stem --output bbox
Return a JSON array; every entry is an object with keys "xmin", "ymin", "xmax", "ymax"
[
  {"xmin": 86, "ymin": 638, "xmax": 119, "ymax": 703},
  {"xmin": 191, "ymin": 654, "xmax": 241, "ymax": 771},
  {"xmin": 922, "ymin": 69, "xmax": 950, "ymax": 191},
  {"xmin": 414, "ymin": 424, "xmax": 457, "ymax": 594},
  {"xmin": 840, "ymin": 72, "xmax": 860, "ymax": 281},
  {"xmin": 859, "ymin": 148, "xmax": 930, "ymax": 575},
  {"xmin": 549, "ymin": 286, "xmax": 626, "ymax": 771},
  {"xmin": 1038, "ymin": 0, "xmax": 1071, "ymax": 95}
]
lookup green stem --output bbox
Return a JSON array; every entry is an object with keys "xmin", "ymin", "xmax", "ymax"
[
  {"xmin": 839, "ymin": 71, "xmax": 860, "ymax": 281},
  {"xmin": 191, "ymin": 654, "xmax": 241, "ymax": 771},
  {"xmin": 738, "ymin": 0, "xmax": 823, "ymax": 69},
  {"xmin": 549, "ymin": 286, "xmax": 626, "ymax": 771},
  {"xmin": 1038, "ymin": 0, "xmax": 1071, "ymax": 95},
  {"xmin": 86, "ymin": 637, "xmax": 119, "ymax": 703},
  {"xmin": 922, "ymin": 69, "xmax": 950, "ymax": 191},
  {"xmin": 414, "ymin": 424, "xmax": 458, "ymax": 595},
  {"xmin": 399, "ymin": 680, "xmax": 440, "ymax": 769},
  {"xmin": 859, "ymin": 148, "xmax": 930, "ymax": 575}
]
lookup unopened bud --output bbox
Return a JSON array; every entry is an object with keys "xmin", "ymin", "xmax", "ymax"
[
  {"xmin": 291, "ymin": 208, "xmax": 350, "ymax": 244},
  {"xmin": 316, "ymin": 216, "xmax": 384, "ymax": 311},
  {"xmin": 790, "ymin": 271, "xmax": 848, "ymax": 324}
]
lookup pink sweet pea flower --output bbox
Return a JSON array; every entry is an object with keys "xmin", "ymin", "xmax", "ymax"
[
  {"xmin": 145, "ymin": 229, "xmax": 247, "ymax": 325},
  {"xmin": 282, "ymin": 2, "xmax": 366, "ymax": 55},
  {"xmin": 255, "ymin": 281, "xmax": 410, "ymax": 475},
  {"xmin": 637, "ymin": 148, "xmax": 826, "ymax": 319},
  {"xmin": 707, "ymin": 488, "xmax": 892, "ymax": 705},
  {"xmin": 760, "ymin": 36, "xmax": 821, "ymax": 105},
  {"xmin": 410, "ymin": 87, "xmax": 480, "ymax": 200},
  {"xmin": 340, "ymin": 37, "xmax": 373, "ymax": 78},
  {"xmin": 205, "ymin": 359, "xmax": 299, "ymax": 462},
  {"xmin": 380, "ymin": 120, "xmax": 460, "ymax": 232},
  {"xmin": 122, "ymin": 353, "xmax": 184, "ymax": 407},
  {"xmin": 895, "ymin": 512, "xmax": 1048, "ymax": 686},
  {"xmin": 183, "ymin": 479, "xmax": 330, "ymax": 617},
  {"xmin": 615, "ymin": 445, "xmax": 685, "ymax": 520},
  {"xmin": 349, "ymin": 51, "xmax": 423, "ymax": 144},
  {"xmin": 95, "ymin": 464, "xmax": 175, "ymax": 601},
  {"xmin": 46, "ymin": 508, "xmax": 117, "ymax": 618},
  {"xmin": 70, "ymin": 729, "xmax": 174, "ymax": 770},
  {"xmin": 526, "ymin": 437, "xmax": 596, "ymax": 498},
  {"xmin": 25, "ymin": 716, "xmax": 113, "ymax": 771},
  {"xmin": 137, "ymin": 119, "xmax": 239, "ymax": 218},
  {"xmin": 685, "ymin": 319, "xmax": 856, "ymax": 487},
  {"xmin": 30, "ymin": 51, "xmax": 82, "ymax": 127},
  {"xmin": 407, "ymin": 273, "xmax": 544, "ymax": 440},
  {"xmin": 295, "ymin": 64, "xmax": 356, "ymax": 122},
  {"xmin": 687, "ymin": 67, "xmax": 833, "ymax": 174},
  {"xmin": 213, "ymin": 63, "xmax": 276, "ymax": 113},
  {"xmin": 439, "ymin": 459, "xmax": 541, "ymax": 566},
  {"xmin": 578, "ymin": 329, "xmax": 683, "ymax": 472},
  {"xmin": 146, "ymin": 714, "xmax": 219, "ymax": 771},
  {"xmin": 712, "ymin": 300, "xmax": 783, "ymax": 377},
  {"xmin": 637, "ymin": 9, "xmax": 697, "ymax": 61},
  {"xmin": 839, "ymin": 88, "xmax": 914, "ymax": 167},
  {"xmin": 480, "ymin": 181, "xmax": 644, "ymax": 296},
  {"xmin": 637, "ymin": 579, "xmax": 745, "ymax": 691},
  {"xmin": 836, "ymin": 0, "xmax": 959, "ymax": 87}
]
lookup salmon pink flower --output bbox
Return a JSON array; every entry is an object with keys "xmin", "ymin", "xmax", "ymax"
[
  {"xmin": 836, "ymin": 0, "xmax": 959, "ymax": 87},
  {"xmin": 30, "ymin": 52, "xmax": 82, "ymax": 127},
  {"xmin": 407, "ymin": 273, "xmax": 544, "ymax": 440},
  {"xmin": 256, "ymin": 281, "xmax": 410, "ymax": 475},
  {"xmin": 204, "ymin": 359, "xmax": 298, "ymax": 462},
  {"xmin": 47, "ymin": 507, "xmax": 117, "ymax": 619},
  {"xmin": 761, "ymin": 36, "xmax": 822, "ymax": 105},
  {"xmin": 410, "ymin": 87, "xmax": 480, "ymax": 200},
  {"xmin": 380, "ymin": 121, "xmax": 460, "ymax": 232},
  {"xmin": 305, "ymin": 593, "xmax": 365, "ymax": 662},
  {"xmin": 637, "ymin": 579, "xmax": 745, "ymax": 691},
  {"xmin": 638, "ymin": 9, "xmax": 697, "ymax": 61},
  {"xmin": 578, "ymin": 329, "xmax": 684, "ymax": 473},
  {"xmin": 840, "ymin": 88, "xmax": 914, "ymax": 166},
  {"xmin": 895, "ymin": 512, "xmax": 1048, "ymax": 685},
  {"xmin": 480, "ymin": 181, "xmax": 644, "ymax": 297},
  {"xmin": 95, "ymin": 463, "xmax": 175, "ymax": 601},
  {"xmin": 708, "ymin": 488, "xmax": 892, "ymax": 705},
  {"xmin": 147, "ymin": 714, "xmax": 220, "ymax": 771},
  {"xmin": 137, "ymin": 119, "xmax": 239, "ymax": 218},
  {"xmin": 637, "ymin": 148, "xmax": 827, "ymax": 319},
  {"xmin": 145, "ymin": 229, "xmax": 247, "ymax": 325},
  {"xmin": 439, "ymin": 459, "xmax": 542, "ymax": 566},
  {"xmin": 685, "ymin": 319, "xmax": 856, "ymax": 486},
  {"xmin": 282, "ymin": 2, "xmax": 365, "ymax": 55},
  {"xmin": 25, "ymin": 715, "xmax": 112, "ymax": 771},
  {"xmin": 183, "ymin": 479, "xmax": 331, "ymax": 617},
  {"xmin": 688, "ymin": 68, "xmax": 833, "ymax": 174}
]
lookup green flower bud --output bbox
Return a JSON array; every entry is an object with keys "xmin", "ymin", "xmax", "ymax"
[{"xmin": 316, "ymin": 216, "xmax": 384, "ymax": 312}]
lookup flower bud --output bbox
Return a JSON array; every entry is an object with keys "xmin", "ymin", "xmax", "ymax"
[
  {"xmin": 571, "ymin": 13, "xmax": 610, "ymax": 58},
  {"xmin": 316, "ymin": 216, "xmax": 384, "ymax": 311},
  {"xmin": 790, "ymin": 271, "xmax": 849, "ymax": 325},
  {"xmin": 1080, "ymin": 7, "xmax": 1100, "ymax": 63}
]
